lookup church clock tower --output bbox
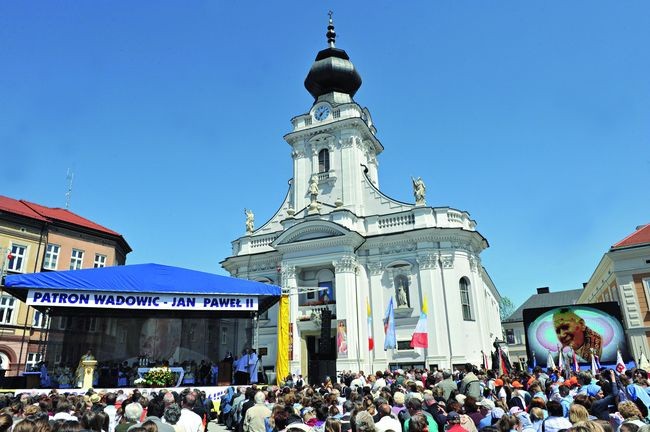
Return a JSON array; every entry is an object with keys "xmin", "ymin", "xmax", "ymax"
[{"xmin": 286, "ymin": 14, "xmax": 383, "ymax": 216}]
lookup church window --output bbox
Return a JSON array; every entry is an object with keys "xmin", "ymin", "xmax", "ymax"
[
  {"xmin": 318, "ymin": 149, "xmax": 330, "ymax": 173},
  {"xmin": 460, "ymin": 277, "xmax": 473, "ymax": 320}
]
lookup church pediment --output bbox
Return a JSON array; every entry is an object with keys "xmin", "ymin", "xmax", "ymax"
[{"xmin": 272, "ymin": 220, "xmax": 349, "ymax": 247}]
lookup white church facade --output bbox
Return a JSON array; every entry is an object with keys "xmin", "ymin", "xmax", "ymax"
[{"xmin": 221, "ymin": 18, "xmax": 502, "ymax": 381}]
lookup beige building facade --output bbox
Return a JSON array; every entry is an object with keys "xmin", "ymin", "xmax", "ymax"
[
  {"xmin": 0, "ymin": 196, "xmax": 130, "ymax": 376},
  {"xmin": 578, "ymin": 224, "xmax": 650, "ymax": 362}
]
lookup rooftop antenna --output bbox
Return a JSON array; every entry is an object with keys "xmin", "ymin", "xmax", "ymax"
[{"xmin": 65, "ymin": 169, "xmax": 74, "ymax": 209}]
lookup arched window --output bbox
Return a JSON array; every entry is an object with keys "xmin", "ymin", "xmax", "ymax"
[
  {"xmin": 318, "ymin": 149, "xmax": 330, "ymax": 173},
  {"xmin": 460, "ymin": 277, "xmax": 473, "ymax": 320}
]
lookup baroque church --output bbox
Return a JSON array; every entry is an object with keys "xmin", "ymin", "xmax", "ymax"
[{"xmin": 221, "ymin": 17, "xmax": 502, "ymax": 381}]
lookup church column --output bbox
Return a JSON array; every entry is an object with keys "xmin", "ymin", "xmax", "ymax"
[
  {"xmin": 334, "ymin": 255, "xmax": 362, "ymax": 372},
  {"xmin": 281, "ymin": 263, "xmax": 301, "ymax": 374},
  {"xmin": 367, "ymin": 262, "xmax": 388, "ymax": 369}
]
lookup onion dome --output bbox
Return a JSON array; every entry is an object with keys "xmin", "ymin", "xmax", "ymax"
[{"xmin": 304, "ymin": 12, "xmax": 362, "ymax": 100}]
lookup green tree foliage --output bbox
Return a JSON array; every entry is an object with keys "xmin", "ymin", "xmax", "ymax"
[{"xmin": 499, "ymin": 297, "xmax": 516, "ymax": 321}]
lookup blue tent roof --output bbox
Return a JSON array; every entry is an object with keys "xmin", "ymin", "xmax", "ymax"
[{"xmin": 3, "ymin": 263, "xmax": 281, "ymax": 296}]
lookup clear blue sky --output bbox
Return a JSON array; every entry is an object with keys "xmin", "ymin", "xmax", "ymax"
[{"xmin": 2, "ymin": 2, "xmax": 649, "ymax": 308}]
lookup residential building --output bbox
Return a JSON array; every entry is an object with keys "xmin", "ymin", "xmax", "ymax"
[
  {"xmin": 578, "ymin": 223, "xmax": 650, "ymax": 362},
  {"xmin": 502, "ymin": 287, "xmax": 582, "ymax": 369},
  {"xmin": 222, "ymin": 18, "xmax": 502, "ymax": 381},
  {"xmin": 0, "ymin": 196, "xmax": 131, "ymax": 376}
]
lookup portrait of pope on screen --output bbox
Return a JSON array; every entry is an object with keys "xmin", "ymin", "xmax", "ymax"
[{"xmin": 553, "ymin": 307, "xmax": 602, "ymax": 362}]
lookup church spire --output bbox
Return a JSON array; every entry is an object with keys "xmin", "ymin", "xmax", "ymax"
[{"xmin": 327, "ymin": 11, "xmax": 336, "ymax": 48}]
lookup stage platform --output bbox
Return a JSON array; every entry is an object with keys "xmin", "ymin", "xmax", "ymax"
[{"xmin": 0, "ymin": 385, "xmax": 233, "ymax": 401}]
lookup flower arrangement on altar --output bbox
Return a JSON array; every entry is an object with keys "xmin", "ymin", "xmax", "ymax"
[{"xmin": 135, "ymin": 367, "xmax": 175, "ymax": 387}]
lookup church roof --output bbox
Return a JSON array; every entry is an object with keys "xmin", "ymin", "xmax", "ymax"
[
  {"xmin": 304, "ymin": 14, "xmax": 362, "ymax": 100},
  {"xmin": 611, "ymin": 224, "xmax": 650, "ymax": 250},
  {"xmin": 503, "ymin": 288, "xmax": 583, "ymax": 323}
]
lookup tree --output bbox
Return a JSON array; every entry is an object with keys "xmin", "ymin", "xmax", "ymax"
[{"xmin": 499, "ymin": 297, "xmax": 516, "ymax": 321}]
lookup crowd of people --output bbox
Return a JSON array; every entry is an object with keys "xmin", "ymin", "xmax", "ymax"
[
  {"xmin": 218, "ymin": 364, "xmax": 650, "ymax": 432},
  {"xmin": 0, "ymin": 387, "xmax": 217, "ymax": 432},
  {"xmin": 7, "ymin": 363, "xmax": 650, "ymax": 432}
]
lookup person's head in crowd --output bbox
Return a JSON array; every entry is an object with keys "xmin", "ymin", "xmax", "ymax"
[
  {"xmin": 618, "ymin": 424, "xmax": 639, "ymax": 432},
  {"xmin": 0, "ymin": 413, "xmax": 12, "ymax": 432},
  {"xmin": 81, "ymin": 411, "xmax": 108, "ymax": 432},
  {"xmin": 163, "ymin": 403, "xmax": 181, "ymax": 426},
  {"xmin": 529, "ymin": 397, "xmax": 547, "ymax": 411},
  {"xmin": 393, "ymin": 392, "xmax": 405, "ymax": 407},
  {"xmin": 406, "ymin": 398, "xmax": 423, "ymax": 414},
  {"xmin": 105, "ymin": 393, "xmax": 117, "ymax": 407},
  {"xmin": 354, "ymin": 411, "xmax": 375, "ymax": 432},
  {"xmin": 145, "ymin": 397, "xmax": 162, "ymax": 418},
  {"xmin": 140, "ymin": 420, "xmax": 158, "ymax": 432},
  {"xmin": 325, "ymin": 419, "xmax": 342, "ymax": 432},
  {"xmin": 124, "ymin": 402, "xmax": 144, "ymax": 423},
  {"xmin": 528, "ymin": 407, "xmax": 544, "ymax": 423},
  {"xmin": 447, "ymin": 400, "xmax": 462, "ymax": 414},
  {"xmin": 254, "ymin": 392, "xmax": 265, "ymax": 405},
  {"xmin": 595, "ymin": 420, "xmax": 613, "ymax": 432},
  {"xmin": 23, "ymin": 405, "xmax": 41, "ymax": 417},
  {"xmin": 572, "ymin": 394, "xmax": 592, "ymax": 414},
  {"xmin": 479, "ymin": 399, "xmax": 495, "ymax": 416},
  {"xmin": 558, "ymin": 385, "xmax": 570, "ymax": 398},
  {"xmin": 377, "ymin": 403, "xmax": 392, "ymax": 420},
  {"xmin": 301, "ymin": 407, "xmax": 316, "ymax": 424},
  {"xmin": 464, "ymin": 396, "xmax": 479, "ymax": 414},
  {"xmin": 409, "ymin": 413, "xmax": 430, "ymax": 432},
  {"xmin": 14, "ymin": 419, "xmax": 36, "ymax": 432},
  {"xmin": 546, "ymin": 401, "xmax": 563, "ymax": 418},
  {"xmin": 56, "ymin": 421, "xmax": 81, "ymax": 432},
  {"xmin": 618, "ymin": 401, "xmax": 644, "ymax": 421},
  {"xmin": 571, "ymin": 421, "xmax": 606, "ymax": 432},
  {"xmin": 496, "ymin": 415, "xmax": 520, "ymax": 432},
  {"xmin": 569, "ymin": 404, "xmax": 590, "ymax": 425},
  {"xmin": 273, "ymin": 411, "xmax": 290, "ymax": 432}
]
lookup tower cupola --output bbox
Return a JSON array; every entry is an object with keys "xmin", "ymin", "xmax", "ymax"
[{"xmin": 304, "ymin": 12, "xmax": 362, "ymax": 101}]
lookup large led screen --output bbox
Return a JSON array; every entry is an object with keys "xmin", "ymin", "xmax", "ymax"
[{"xmin": 523, "ymin": 302, "xmax": 629, "ymax": 365}]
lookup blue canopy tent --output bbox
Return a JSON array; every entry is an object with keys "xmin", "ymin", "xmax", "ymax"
[
  {"xmin": 2, "ymin": 263, "xmax": 281, "ymax": 319},
  {"xmin": 1, "ymin": 264, "xmax": 282, "ymax": 382}
]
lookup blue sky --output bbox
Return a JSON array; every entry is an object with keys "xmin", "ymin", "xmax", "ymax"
[{"xmin": 2, "ymin": 2, "xmax": 649, "ymax": 308}]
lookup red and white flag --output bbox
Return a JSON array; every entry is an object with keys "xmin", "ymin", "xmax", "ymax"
[
  {"xmin": 410, "ymin": 296, "xmax": 428, "ymax": 348},
  {"xmin": 616, "ymin": 348, "xmax": 627, "ymax": 375},
  {"xmin": 573, "ymin": 350, "xmax": 579, "ymax": 372}
]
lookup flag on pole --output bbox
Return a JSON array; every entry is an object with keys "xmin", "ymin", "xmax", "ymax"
[
  {"xmin": 498, "ymin": 348, "xmax": 509, "ymax": 375},
  {"xmin": 482, "ymin": 351, "xmax": 489, "ymax": 370},
  {"xmin": 616, "ymin": 348, "xmax": 627, "ymax": 374},
  {"xmin": 557, "ymin": 346, "xmax": 564, "ymax": 372},
  {"xmin": 532, "ymin": 353, "xmax": 537, "ymax": 370},
  {"xmin": 367, "ymin": 298, "xmax": 374, "ymax": 351},
  {"xmin": 638, "ymin": 351, "xmax": 650, "ymax": 371},
  {"xmin": 383, "ymin": 297, "xmax": 396, "ymax": 350},
  {"xmin": 410, "ymin": 296, "xmax": 428, "ymax": 348},
  {"xmin": 573, "ymin": 350, "xmax": 579, "ymax": 372},
  {"xmin": 595, "ymin": 354, "xmax": 601, "ymax": 371},
  {"xmin": 547, "ymin": 350, "xmax": 556, "ymax": 370},
  {"xmin": 275, "ymin": 294, "xmax": 290, "ymax": 385}
]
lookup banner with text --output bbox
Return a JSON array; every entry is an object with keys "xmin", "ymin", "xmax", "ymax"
[{"xmin": 26, "ymin": 289, "xmax": 258, "ymax": 311}]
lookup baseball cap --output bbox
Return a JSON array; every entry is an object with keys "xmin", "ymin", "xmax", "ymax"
[
  {"xmin": 494, "ymin": 378, "xmax": 504, "ymax": 386},
  {"xmin": 511, "ymin": 381, "xmax": 523, "ymax": 388},
  {"xmin": 491, "ymin": 408, "xmax": 505, "ymax": 420},
  {"xmin": 478, "ymin": 399, "xmax": 495, "ymax": 410},
  {"xmin": 509, "ymin": 407, "xmax": 523, "ymax": 415},
  {"xmin": 447, "ymin": 412, "xmax": 461, "ymax": 422}
]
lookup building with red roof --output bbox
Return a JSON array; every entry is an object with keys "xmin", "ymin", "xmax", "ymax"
[
  {"xmin": 0, "ymin": 195, "xmax": 131, "ymax": 377},
  {"xmin": 579, "ymin": 224, "xmax": 650, "ymax": 363}
]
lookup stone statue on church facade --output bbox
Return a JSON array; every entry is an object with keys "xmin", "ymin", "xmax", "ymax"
[
  {"xmin": 309, "ymin": 175, "xmax": 320, "ymax": 198},
  {"xmin": 245, "ymin": 209, "xmax": 254, "ymax": 234},
  {"xmin": 396, "ymin": 279, "xmax": 409, "ymax": 308},
  {"xmin": 412, "ymin": 176, "xmax": 426, "ymax": 206}
]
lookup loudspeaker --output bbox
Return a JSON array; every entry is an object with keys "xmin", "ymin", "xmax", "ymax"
[{"xmin": 319, "ymin": 309, "xmax": 332, "ymax": 353}]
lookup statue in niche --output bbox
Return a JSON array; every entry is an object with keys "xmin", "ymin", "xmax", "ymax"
[
  {"xmin": 412, "ymin": 176, "xmax": 426, "ymax": 206},
  {"xmin": 396, "ymin": 276, "xmax": 409, "ymax": 308},
  {"xmin": 244, "ymin": 209, "xmax": 254, "ymax": 234}
]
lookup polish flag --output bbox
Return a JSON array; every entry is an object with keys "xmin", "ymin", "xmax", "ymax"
[
  {"xmin": 367, "ymin": 298, "xmax": 374, "ymax": 351},
  {"xmin": 410, "ymin": 297, "xmax": 428, "ymax": 349}
]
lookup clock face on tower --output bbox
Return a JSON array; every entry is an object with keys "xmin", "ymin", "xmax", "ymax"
[{"xmin": 314, "ymin": 105, "xmax": 331, "ymax": 121}]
